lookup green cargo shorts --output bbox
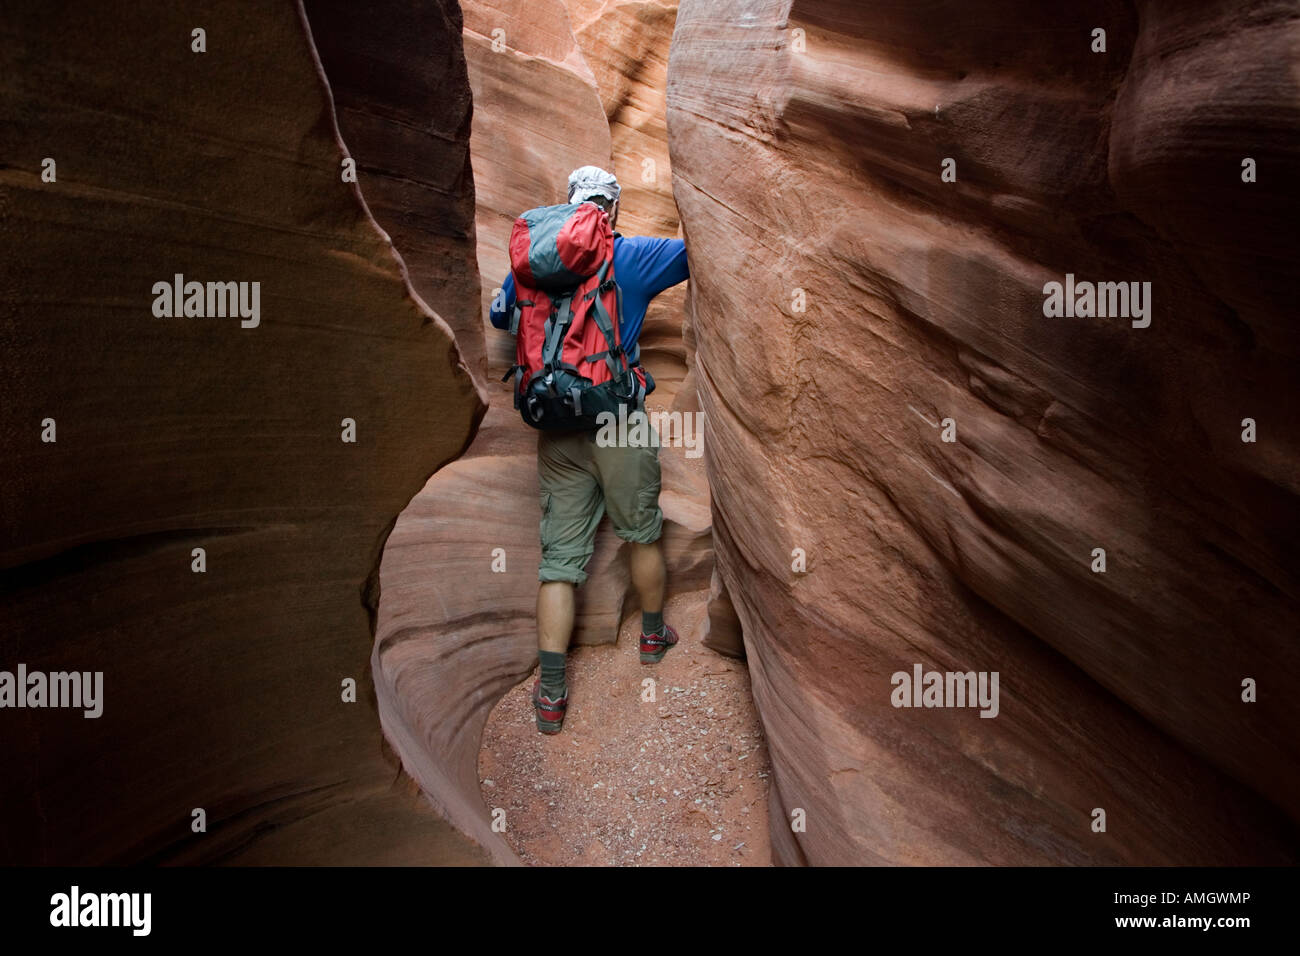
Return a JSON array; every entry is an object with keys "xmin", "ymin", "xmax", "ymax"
[{"xmin": 536, "ymin": 424, "xmax": 663, "ymax": 586}]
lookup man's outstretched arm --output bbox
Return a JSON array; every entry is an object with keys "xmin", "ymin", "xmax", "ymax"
[{"xmin": 627, "ymin": 236, "xmax": 689, "ymax": 296}]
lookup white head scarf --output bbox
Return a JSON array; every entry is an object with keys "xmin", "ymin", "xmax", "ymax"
[{"xmin": 567, "ymin": 165, "xmax": 621, "ymax": 205}]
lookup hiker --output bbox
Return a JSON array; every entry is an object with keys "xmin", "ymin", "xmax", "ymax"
[{"xmin": 489, "ymin": 165, "xmax": 690, "ymax": 734}]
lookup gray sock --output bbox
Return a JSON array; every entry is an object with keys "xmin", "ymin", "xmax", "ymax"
[
  {"xmin": 538, "ymin": 650, "xmax": 566, "ymax": 697},
  {"xmin": 642, "ymin": 610, "xmax": 665, "ymax": 637}
]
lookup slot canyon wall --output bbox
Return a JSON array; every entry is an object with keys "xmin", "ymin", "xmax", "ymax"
[
  {"xmin": 667, "ymin": 0, "xmax": 1300, "ymax": 864},
  {"xmin": 371, "ymin": 0, "xmax": 708, "ymax": 863},
  {"xmin": 5, "ymin": 0, "xmax": 1293, "ymax": 869},
  {"xmin": 304, "ymin": 0, "xmax": 487, "ymax": 382},
  {"xmin": 0, "ymin": 0, "xmax": 487, "ymax": 863}
]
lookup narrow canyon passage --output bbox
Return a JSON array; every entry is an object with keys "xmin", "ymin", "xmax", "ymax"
[{"xmin": 365, "ymin": 0, "xmax": 780, "ymax": 865}]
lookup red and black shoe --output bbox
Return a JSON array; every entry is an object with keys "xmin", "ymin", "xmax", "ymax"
[
  {"xmin": 639, "ymin": 623, "xmax": 679, "ymax": 664},
  {"xmin": 532, "ymin": 679, "xmax": 569, "ymax": 734}
]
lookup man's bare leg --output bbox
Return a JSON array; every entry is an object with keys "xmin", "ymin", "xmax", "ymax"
[
  {"xmin": 629, "ymin": 540, "xmax": 665, "ymax": 616},
  {"xmin": 537, "ymin": 581, "xmax": 575, "ymax": 653},
  {"xmin": 631, "ymin": 539, "xmax": 677, "ymax": 660}
]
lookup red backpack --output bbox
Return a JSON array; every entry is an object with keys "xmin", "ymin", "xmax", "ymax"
[{"xmin": 502, "ymin": 201, "xmax": 649, "ymax": 430}]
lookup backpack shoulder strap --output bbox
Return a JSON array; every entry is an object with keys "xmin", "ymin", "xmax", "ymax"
[
  {"xmin": 580, "ymin": 256, "xmax": 627, "ymax": 377},
  {"xmin": 541, "ymin": 292, "xmax": 574, "ymax": 367},
  {"xmin": 507, "ymin": 296, "xmax": 533, "ymax": 336}
]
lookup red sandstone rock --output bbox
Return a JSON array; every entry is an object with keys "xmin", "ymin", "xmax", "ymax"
[
  {"xmin": 0, "ymin": 1, "xmax": 487, "ymax": 863},
  {"xmin": 667, "ymin": 0, "xmax": 1299, "ymax": 864},
  {"xmin": 701, "ymin": 568, "xmax": 745, "ymax": 659},
  {"xmin": 305, "ymin": 0, "xmax": 487, "ymax": 382},
  {"xmin": 565, "ymin": 0, "xmax": 682, "ymax": 238}
]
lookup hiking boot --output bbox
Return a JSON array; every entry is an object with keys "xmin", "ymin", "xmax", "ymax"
[
  {"xmin": 639, "ymin": 623, "xmax": 679, "ymax": 664},
  {"xmin": 532, "ymin": 679, "xmax": 569, "ymax": 734}
]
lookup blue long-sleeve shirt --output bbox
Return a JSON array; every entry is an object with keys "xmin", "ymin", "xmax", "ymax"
[{"xmin": 489, "ymin": 234, "xmax": 689, "ymax": 365}]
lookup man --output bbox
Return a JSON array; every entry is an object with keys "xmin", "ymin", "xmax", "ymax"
[{"xmin": 489, "ymin": 165, "xmax": 690, "ymax": 734}]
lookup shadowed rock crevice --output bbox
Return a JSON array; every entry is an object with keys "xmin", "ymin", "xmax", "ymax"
[
  {"xmin": 304, "ymin": 0, "xmax": 488, "ymax": 384},
  {"xmin": 1, "ymin": 0, "xmax": 487, "ymax": 865}
]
